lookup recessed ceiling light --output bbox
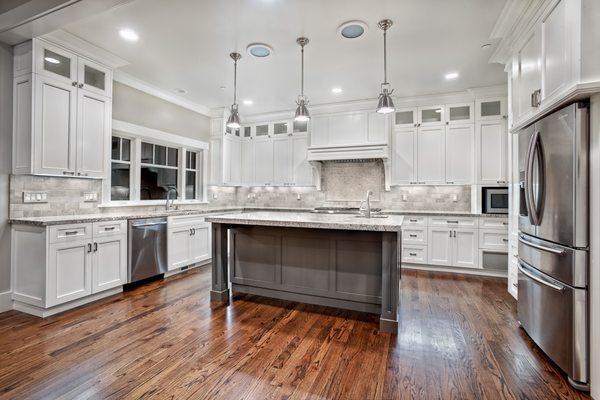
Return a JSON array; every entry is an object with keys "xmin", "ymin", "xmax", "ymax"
[
  {"xmin": 331, "ymin": 87, "xmax": 343, "ymax": 94},
  {"xmin": 175, "ymin": 88, "xmax": 187, "ymax": 94},
  {"xmin": 243, "ymin": 99, "xmax": 253, "ymax": 105},
  {"xmin": 119, "ymin": 28, "xmax": 139, "ymax": 42},
  {"xmin": 445, "ymin": 72, "xmax": 459, "ymax": 80},
  {"xmin": 338, "ymin": 20, "xmax": 368, "ymax": 39},
  {"xmin": 481, "ymin": 43, "xmax": 492, "ymax": 49},
  {"xmin": 44, "ymin": 57, "xmax": 60, "ymax": 64},
  {"xmin": 247, "ymin": 43, "xmax": 273, "ymax": 58}
]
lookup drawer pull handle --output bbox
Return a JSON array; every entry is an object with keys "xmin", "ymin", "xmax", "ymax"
[
  {"xmin": 409, "ymin": 219, "xmax": 418, "ymax": 222},
  {"xmin": 447, "ymin": 220, "xmax": 459, "ymax": 224},
  {"xmin": 104, "ymin": 227, "xmax": 116, "ymax": 231},
  {"xmin": 409, "ymin": 253, "xmax": 417, "ymax": 256},
  {"xmin": 502, "ymin": 238, "xmax": 508, "ymax": 242},
  {"xmin": 64, "ymin": 231, "xmax": 79, "ymax": 236},
  {"xmin": 409, "ymin": 234, "xmax": 417, "ymax": 238}
]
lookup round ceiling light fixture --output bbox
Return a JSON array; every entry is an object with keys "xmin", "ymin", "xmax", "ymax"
[
  {"xmin": 337, "ymin": 20, "xmax": 368, "ymax": 39},
  {"xmin": 246, "ymin": 43, "xmax": 274, "ymax": 58}
]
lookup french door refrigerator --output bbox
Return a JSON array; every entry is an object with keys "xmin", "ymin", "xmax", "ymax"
[{"xmin": 517, "ymin": 101, "xmax": 589, "ymax": 391}]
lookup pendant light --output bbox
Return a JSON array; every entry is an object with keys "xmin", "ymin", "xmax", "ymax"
[
  {"xmin": 376, "ymin": 19, "xmax": 395, "ymax": 114},
  {"xmin": 294, "ymin": 37, "xmax": 310, "ymax": 122},
  {"xmin": 226, "ymin": 52, "xmax": 242, "ymax": 129}
]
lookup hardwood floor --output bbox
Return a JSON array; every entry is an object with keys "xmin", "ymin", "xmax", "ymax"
[{"xmin": 0, "ymin": 266, "xmax": 590, "ymax": 400}]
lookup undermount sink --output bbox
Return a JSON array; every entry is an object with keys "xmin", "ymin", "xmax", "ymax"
[{"xmin": 354, "ymin": 214, "xmax": 389, "ymax": 219}]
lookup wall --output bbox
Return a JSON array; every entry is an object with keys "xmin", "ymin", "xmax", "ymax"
[
  {"xmin": 0, "ymin": 42, "xmax": 12, "ymax": 306},
  {"xmin": 112, "ymin": 82, "xmax": 210, "ymax": 142}
]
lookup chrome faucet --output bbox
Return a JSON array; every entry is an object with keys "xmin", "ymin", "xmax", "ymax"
[
  {"xmin": 360, "ymin": 190, "xmax": 373, "ymax": 218},
  {"xmin": 166, "ymin": 188, "xmax": 177, "ymax": 211}
]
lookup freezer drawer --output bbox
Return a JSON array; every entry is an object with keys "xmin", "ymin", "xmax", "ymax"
[
  {"xmin": 518, "ymin": 233, "xmax": 587, "ymax": 288},
  {"xmin": 517, "ymin": 260, "xmax": 588, "ymax": 386}
]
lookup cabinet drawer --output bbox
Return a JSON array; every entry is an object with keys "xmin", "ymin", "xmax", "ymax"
[
  {"xmin": 428, "ymin": 217, "xmax": 477, "ymax": 227},
  {"xmin": 402, "ymin": 227, "xmax": 427, "ymax": 244},
  {"xmin": 402, "ymin": 245, "xmax": 428, "ymax": 264},
  {"xmin": 479, "ymin": 217, "xmax": 508, "ymax": 229},
  {"xmin": 403, "ymin": 216, "xmax": 427, "ymax": 226},
  {"xmin": 167, "ymin": 215, "xmax": 207, "ymax": 228},
  {"xmin": 93, "ymin": 220, "xmax": 127, "ymax": 237},
  {"xmin": 49, "ymin": 223, "xmax": 92, "ymax": 244},
  {"xmin": 479, "ymin": 229, "xmax": 509, "ymax": 251}
]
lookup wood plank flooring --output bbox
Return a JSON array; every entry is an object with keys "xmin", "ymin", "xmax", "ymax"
[{"xmin": 0, "ymin": 266, "xmax": 591, "ymax": 399}]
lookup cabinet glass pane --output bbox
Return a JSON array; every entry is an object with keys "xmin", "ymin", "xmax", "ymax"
[
  {"xmin": 256, "ymin": 124, "xmax": 269, "ymax": 136},
  {"xmin": 186, "ymin": 171, "xmax": 196, "ymax": 199},
  {"xmin": 154, "ymin": 145, "xmax": 167, "ymax": 165},
  {"xmin": 481, "ymin": 101, "xmax": 501, "ymax": 117},
  {"xmin": 449, "ymin": 106, "xmax": 470, "ymax": 121},
  {"xmin": 167, "ymin": 147, "xmax": 178, "ymax": 167},
  {"xmin": 43, "ymin": 49, "xmax": 71, "ymax": 79},
  {"xmin": 293, "ymin": 120, "xmax": 308, "ymax": 133},
  {"xmin": 244, "ymin": 126, "xmax": 252, "ymax": 137},
  {"xmin": 111, "ymin": 162, "xmax": 130, "ymax": 201},
  {"xmin": 84, "ymin": 65, "xmax": 105, "ymax": 91},
  {"xmin": 273, "ymin": 122, "xmax": 289, "ymax": 135},
  {"xmin": 141, "ymin": 142, "xmax": 153, "ymax": 163},
  {"xmin": 187, "ymin": 151, "xmax": 197, "ymax": 169},
  {"xmin": 395, "ymin": 111, "xmax": 414, "ymax": 125},
  {"xmin": 122, "ymin": 138, "xmax": 131, "ymax": 161},
  {"xmin": 421, "ymin": 108, "xmax": 442, "ymax": 123},
  {"xmin": 140, "ymin": 167, "xmax": 177, "ymax": 200},
  {"xmin": 111, "ymin": 137, "xmax": 120, "ymax": 160}
]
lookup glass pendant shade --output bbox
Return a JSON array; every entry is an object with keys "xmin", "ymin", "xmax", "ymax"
[
  {"xmin": 294, "ymin": 98, "xmax": 310, "ymax": 122},
  {"xmin": 226, "ymin": 105, "xmax": 241, "ymax": 129}
]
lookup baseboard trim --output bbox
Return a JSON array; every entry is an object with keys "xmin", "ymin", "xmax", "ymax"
[
  {"xmin": 0, "ymin": 291, "xmax": 12, "ymax": 313},
  {"xmin": 12, "ymin": 287, "xmax": 123, "ymax": 318},
  {"xmin": 402, "ymin": 264, "xmax": 508, "ymax": 278},
  {"xmin": 164, "ymin": 259, "xmax": 211, "ymax": 278}
]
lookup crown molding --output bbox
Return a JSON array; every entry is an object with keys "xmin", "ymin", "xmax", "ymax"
[
  {"xmin": 113, "ymin": 70, "xmax": 212, "ymax": 117},
  {"xmin": 42, "ymin": 29, "xmax": 129, "ymax": 68}
]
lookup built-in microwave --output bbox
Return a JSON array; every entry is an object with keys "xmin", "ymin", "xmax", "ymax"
[{"xmin": 482, "ymin": 187, "xmax": 508, "ymax": 214}]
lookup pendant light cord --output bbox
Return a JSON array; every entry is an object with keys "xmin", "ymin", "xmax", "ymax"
[
  {"xmin": 233, "ymin": 59, "xmax": 237, "ymax": 105},
  {"xmin": 300, "ymin": 44, "xmax": 305, "ymax": 97},
  {"xmin": 383, "ymin": 28, "xmax": 388, "ymax": 86}
]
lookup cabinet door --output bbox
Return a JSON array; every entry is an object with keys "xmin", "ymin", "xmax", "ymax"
[
  {"xmin": 222, "ymin": 136, "xmax": 241, "ymax": 186},
  {"xmin": 272, "ymin": 136, "xmax": 291, "ymax": 185},
  {"xmin": 92, "ymin": 235, "xmax": 127, "ymax": 293},
  {"xmin": 209, "ymin": 137, "xmax": 222, "ymax": 185},
  {"xmin": 291, "ymin": 134, "xmax": 312, "ymax": 186},
  {"xmin": 541, "ymin": 0, "xmax": 569, "ymax": 101},
  {"xmin": 35, "ymin": 41, "xmax": 78, "ymax": 86},
  {"xmin": 254, "ymin": 137, "xmax": 274, "ymax": 186},
  {"xmin": 418, "ymin": 105, "xmax": 444, "ymax": 126},
  {"xmin": 417, "ymin": 126, "xmax": 445, "ymax": 184},
  {"xmin": 241, "ymin": 139, "xmax": 255, "ymax": 185},
  {"xmin": 394, "ymin": 108, "xmax": 417, "ymax": 129},
  {"xmin": 428, "ymin": 228, "xmax": 452, "ymax": 266},
  {"xmin": 367, "ymin": 111, "xmax": 388, "ymax": 143},
  {"xmin": 453, "ymin": 229, "xmax": 479, "ymax": 269},
  {"xmin": 478, "ymin": 120, "xmax": 507, "ymax": 184},
  {"xmin": 445, "ymin": 124, "xmax": 473, "ymax": 184},
  {"xmin": 310, "ymin": 115, "xmax": 329, "ymax": 147},
  {"xmin": 76, "ymin": 90, "xmax": 110, "ymax": 178},
  {"xmin": 190, "ymin": 223, "xmax": 211, "ymax": 264},
  {"xmin": 517, "ymin": 27, "xmax": 542, "ymax": 120},
  {"xmin": 78, "ymin": 57, "xmax": 112, "ymax": 98},
  {"xmin": 476, "ymin": 98, "xmax": 507, "ymax": 121},
  {"xmin": 47, "ymin": 241, "xmax": 92, "ymax": 306},
  {"xmin": 168, "ymin": 227, "xmax": 192, "ymax": 271},
  {"xmin": 391, "ymin": 128, "xmax": 417, "ymax": 184},
  {"xmin": 34, "ymin": 75, "xmax": 77, "ymax": 176},
  {"xmin": 446, "ymin": 103, "xmax": 473, "ymax": 125}
]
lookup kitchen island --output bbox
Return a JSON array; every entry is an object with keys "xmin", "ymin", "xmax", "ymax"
[{"xmin": 204, "ymin": 211, "xmax": 403, "ymax": 333}]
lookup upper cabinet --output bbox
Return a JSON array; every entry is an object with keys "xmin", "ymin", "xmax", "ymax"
[
  {"xmin": 394, "ymin": 108, "xmax": 417, "ymax": 128},
  {"xmin": 446, "ymin": 103, "xmax": 473, "ymax": 125},
  {"xmin": 476, "ymin": 98, "xmax": 507, "ymax": 121},
  {"xmin": 12, "ymin": 39, "xmax": 113, "ymax": 178},
  {"xmin": 418, "ymin": 105, "xmax": 445, "ymax": 126},
  {"xmin": 505, "ymin": 0, "xmax": 600, "ymax": 130}
]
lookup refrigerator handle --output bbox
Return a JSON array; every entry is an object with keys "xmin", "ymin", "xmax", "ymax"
[
  {"xmin": 518, "ymin": 260, "xmax": 565, "ymax": 292},
  {"xmin": 534, "ymin": 135, "xmax": 545, "ymax": 224},
  {"xmin": 526, "ymin": 131, "xmax": 541, "ymax": 225},
  {"xmin": 518, "ymin": 234, "xmax": 566, "ymax": 256}
]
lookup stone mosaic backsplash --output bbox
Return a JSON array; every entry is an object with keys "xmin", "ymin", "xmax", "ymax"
[{"xmin": 9, "ymin": 160, "xmax": 470, "ymax": 218}]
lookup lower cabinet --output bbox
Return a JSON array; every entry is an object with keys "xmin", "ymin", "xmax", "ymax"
[
  {"xmin": 167, "ymin": 215, "xmax": 211, "ymax": 271},
  {"xmin": 12, "ymin": 220, "xmax": 127, "ymax": 313},
  {"xmin": 427, "ymin": 226, "xmax": 478, "ymax": 269}
]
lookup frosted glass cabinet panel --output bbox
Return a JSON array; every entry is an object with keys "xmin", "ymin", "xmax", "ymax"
[
  {"xmin": 256, "ymin": 124, "xmax": 269, "ymax": 136},
  {"xmin": 273, "ymin": 122, "xmax": 289, "ymax": 135},
  {"xmin": 394, "ymin": 109, "xmax": 416, "ymax": 127},
  {"xmin": 446, "ymin": 103, "xmax": 473, "ymax": 124},
  {"xmin": 418, "ymin": 106, "xmax": 444, "ymax": 126}
]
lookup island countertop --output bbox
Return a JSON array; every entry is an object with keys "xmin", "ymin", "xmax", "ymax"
[{"xmin": 204, "ymin": 211, "xmax": 404, "ymax": 232}]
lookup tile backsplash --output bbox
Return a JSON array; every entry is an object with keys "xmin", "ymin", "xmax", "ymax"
[{"xmin": 9, "ymin": 160, "xmax": 471, "ymax": 218}]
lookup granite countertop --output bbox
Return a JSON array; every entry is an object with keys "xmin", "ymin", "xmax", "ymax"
[
  {"xmin": 8, "ymin": 207, "xmax": 507, "ymax": 227},
  {"xmin": 205, "ymin": 211, "xmax": 405, "ymax": 232}
]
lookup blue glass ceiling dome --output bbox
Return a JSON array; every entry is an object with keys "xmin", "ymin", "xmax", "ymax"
[
  {"xmin": 246, "ymin": 43, "xmax": 273, "ymax": 58},
  {"xmin": 338, "ymin": 21, "xmax": 368, "ymax": 39}
]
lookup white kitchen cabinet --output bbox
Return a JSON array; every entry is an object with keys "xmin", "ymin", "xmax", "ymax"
[
  {"xmin": 418, "ymin": 105, "xmax": 445, "ymax": 126},
  {"xmin": 516, "ymin": 26, "xmax": 542, "ymax": 122},
  {"xmin": 445, "ymin": 124, "xmax": 473, "ymax": 184},
  {"xmin": 12, "ymin": 38, "xmax": 113, "ymax": 179},
  {"xmin": 241, "ymin": 139, "xmax": 255, "ymax": 185},
  {"xmin": 167, "ymin": 216, "xmax": 211, "ymax": 271},
  {"xmin": 329, "ymin": 112, "xmax": 367, "ymax": 145},
  {"xmin": 47, "ymin": 240, "xmax": 92, "ymax": 307},
  {"xmin": 310, "ymin": 116, "xmax": 329, "ymax": 147},
  {"xmin": 254, "ymin": 137, "xmax": 274, "ymax": 186},
  {"xmin": 273, "ymin": 136, "xmax": 292, "ymax": 185},
  {"xmin": 367, "ymin": 111, "xmax": 389, "ymax": 143},
  {"xmin": 190, "ymin": 222, "xmax": 211, "ymax": 264},
  {"xmin": 428, "ymin": 228, "xmax": 453, "ymax": 266},
  {"xmin": 417, "ymin": 126, "xmax": 445, "ymax": 184},
  {"xmin": 446, "ymin": 103, "xmax": 473, "ymax": 125},
  {"xmin": 308, "ymin": 110, "xmax": 389, "ymax": 149},
  {"xmin": 92, "ymin": 234, "xmax": 127, "ymax": 293},
  {"xmin": 223, "ymin": 135, "xmax": 241, "ymax": 186},
  {"xmin": 209, "ymin": 137, "xmax": 222, "ymax": 185},
  {"xmin": 394, "ymin": 108, "xmax": 417, "ymax": 129},
  {"xmin": 453, "ymin": 228, "xmax": 479, "ymax": 269},
  {"xmin": 477, "ymin": 119, "xmax": 508, "ymax": 184},
  {"xmin": 402, "ymin": 244, "xmax": 428, "ymax": 264},
  {"xmin": 479, "ymin": 229, "xmax": 509, "ymax": 252},
  {"xmin": 271, "ymin": 134, "xmax": 312, "ymax": 186},
  {"xmin": 291, "ymin": 134, "xmax": 312, "ymax": 186},
  {"xmin": 168, "ymin": 226, "xmax": 193, "ymax": 270},
  {"xmin": 391, "ymin": 128, "xmax": 417, "ymax": 185},
  {"xmin": 476, "ymin": 98, "xmax": 507, "ymax": 121}
]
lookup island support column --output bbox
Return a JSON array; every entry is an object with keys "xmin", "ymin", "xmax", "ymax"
[
  {"xmin": 380, "ymin": 231, "xmax": 400, "ymax": 333},
  {"xmin": 210, "ymin": 223, "xmax": 230, "ymax": 303}
]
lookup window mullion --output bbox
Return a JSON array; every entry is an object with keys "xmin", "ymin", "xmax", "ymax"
[{"xmin": 133, "ymin": 138, "xmax": 142, "ymax": 201}]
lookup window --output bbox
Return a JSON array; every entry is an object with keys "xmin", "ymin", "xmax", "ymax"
[
  {"xmin": 140, "ymin": 142, "xmax": 179, "ymax": 200},
  {"xmin": 185, "ymin": 151, "xmax": 200, "ymax": 199},
  {"xmin": 111, "ymin": 137, "xmax": 131, "ymax": 201}
]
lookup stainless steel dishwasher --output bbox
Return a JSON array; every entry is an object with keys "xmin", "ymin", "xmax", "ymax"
[{"xmin": 128, "ymin": 217, "xmax": 168, "ymax": 283}]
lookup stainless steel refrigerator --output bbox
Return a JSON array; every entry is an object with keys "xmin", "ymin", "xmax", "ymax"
[{"xmin": 518, "ymin": 101, "xmax": 589, "ymax": 391}]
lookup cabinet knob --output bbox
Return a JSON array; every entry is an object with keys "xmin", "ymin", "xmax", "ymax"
[
  {"xmin": 72, "ymin": 81, "xmax": 78, "ymax": 87},
  {"xmin": 78, "ymin": 83, "xmax": 84, "ymax": 88}
]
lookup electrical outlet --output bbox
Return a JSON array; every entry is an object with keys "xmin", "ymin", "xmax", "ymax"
[
  {"xmin": 401, "ymin": 194, "xmax": 408, "ymax": 202},
  {"xmin": 23, "ymin": 191, "xmax": 48, "ymax": 203},
  {"xmin": 83, "ymin": 192, "xmax": 98, "ymax": 202},
  {"xmin": 452, "ymin": 194, "xmax": 458, "ymax": 202},
  {"xmin": 297, "ymin": 193, "xmax": 301, "ymax": 200}
]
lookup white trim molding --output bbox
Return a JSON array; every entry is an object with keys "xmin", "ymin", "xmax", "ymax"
[
  {"xmin": 114, "ymin": 71, "xmax": 212, "ymax": 116},
  {"xmin": 112, "ymin": 120, "xmax": 209, "ymax": 150},
  {"xmin": 0, "ymin": 291, "xmax": 12, "ymax": 313}
]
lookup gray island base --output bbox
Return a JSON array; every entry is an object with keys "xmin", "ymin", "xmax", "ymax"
[{"xmin": 204, "ymin": 212, "xmax": 403, "ymax": 334}]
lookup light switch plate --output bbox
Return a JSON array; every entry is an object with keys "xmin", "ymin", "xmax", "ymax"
[{"xmin": 23, "ymin": 191, "xmax": 48, "ymax": 203}]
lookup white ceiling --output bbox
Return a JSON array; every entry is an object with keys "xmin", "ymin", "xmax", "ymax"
[{"xmin": 63, "ymin": 0, "xmax": 508, "ymax": 115}]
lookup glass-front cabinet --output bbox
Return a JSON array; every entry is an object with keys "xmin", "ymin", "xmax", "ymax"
[
  {"xmin": 293, "ymin": 120, "xmax": 308, "ymax": 133},
  {"xmin": 78, "ymin": 57, "xmax": 112, "ymax": 97},
  {"xmin": 273, "ymin": 121, "xmax": 290, "ymax": 135},
  {"xmin": 394, "ymin": 108, "xmax": 417, "ymax": 128},
  {"xmin": 476, "ymin": 98, "xmax": 507, "ymax": 121},
  {"xmin": 446, "ymin": 103, "xmax": 473, "ymax": 125},
  {"xmin": 255, "ymin": 124, "xmax": 269, "ymax": 137},
  {"xmin": 418, "ymin": 105, "xmax": 445, "ymax": 126}
]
